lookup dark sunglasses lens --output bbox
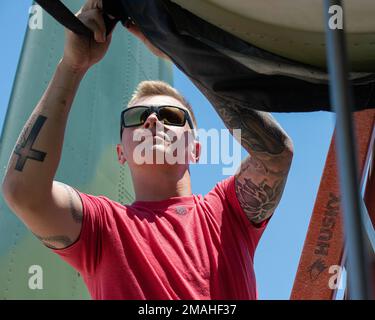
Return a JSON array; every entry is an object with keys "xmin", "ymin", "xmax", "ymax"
[
  {"xmin": 159, "ymin": 107, "xmax": 186, "ymax": 125},
  {"xmin": 123, "ymin": 107, "xmax": 149, "ymax": 126}
]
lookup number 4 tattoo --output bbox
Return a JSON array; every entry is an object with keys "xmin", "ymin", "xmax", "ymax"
[{"xmin": 14, "ymin": 115, "xmax": 47, "ymax": 172}]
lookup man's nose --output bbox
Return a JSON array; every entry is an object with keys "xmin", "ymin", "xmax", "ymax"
[{"xmin": 143, "ymin": 112, "xmax": 159, "ymax": 129}]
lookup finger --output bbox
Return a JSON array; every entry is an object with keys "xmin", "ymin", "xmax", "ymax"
[
  {"xmin": 90, "ymin": 9, "xmax": 107, "ymax": 42},
  {"xmin": 82, "ymin": 0, "xmax": 103, "ymax": 12},
  {"xmin": 96, "ymin": 0, "xmax": 103, "ymax": 10},
  {"xmin": 79, "ymin": 9, "xmax": 107, "ymax": 42}
]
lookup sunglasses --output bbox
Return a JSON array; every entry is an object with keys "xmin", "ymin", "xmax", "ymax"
[{"xmin": 120, "ymin": 105, "xmax": 195, "ymax": 138}]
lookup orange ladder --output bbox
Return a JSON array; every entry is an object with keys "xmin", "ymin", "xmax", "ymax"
[{"xmin": 291, "ymin": 109, "xmax": 375, "ymax": 300}]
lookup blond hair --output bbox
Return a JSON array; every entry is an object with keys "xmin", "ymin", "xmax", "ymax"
[{"xmin": 127, "ymin": 80, "xmax": 197, "ymax": 128}]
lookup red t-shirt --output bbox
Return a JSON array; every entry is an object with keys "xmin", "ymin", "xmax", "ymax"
[{"xmin": 52, "ymin": 175, "xmax": 270, "ymax": 300}]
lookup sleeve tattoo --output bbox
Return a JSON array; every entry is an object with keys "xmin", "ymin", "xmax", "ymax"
[{"xmin": 213, "ymin": 100, "xmax": 293, "ymax": 224}]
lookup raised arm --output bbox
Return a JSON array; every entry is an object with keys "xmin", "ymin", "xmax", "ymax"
[
  {"xmin": 2, "ymin": 0, "xmax": 112, "ymax": 249},
  {"xmin": 215, "ymin": 101, "xmax": 294, "ymax": 225}
]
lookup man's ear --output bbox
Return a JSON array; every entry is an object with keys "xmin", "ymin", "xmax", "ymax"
[{"xmin": 116, "ymin": 144, "xmax": 127, "ymax": 165}]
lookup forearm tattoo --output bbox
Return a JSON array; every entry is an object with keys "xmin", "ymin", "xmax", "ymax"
[
  {"xmin": 235, "ymin": 175, "xmax": 288, "ymax": 224},
  {"xmin": 13, "ymin": 115, "xmax": 47, "ymax": 171},
  {"xmin": 213, "ymin": 100, "xmax": 292, "ymax": 223},
  {"xmin": 215, "ymin": 101, "xmax": 287, "ymax": 156}
]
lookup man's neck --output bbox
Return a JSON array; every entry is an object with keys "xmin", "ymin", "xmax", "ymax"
[{"xmin": 131, "ymin": 165, "xmax": 192, "ymax": 202}]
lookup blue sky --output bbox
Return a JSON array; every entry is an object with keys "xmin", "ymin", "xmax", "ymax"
[{"xmin": 0, "ymin": 1, "xmax": 339, "ymax": 299}]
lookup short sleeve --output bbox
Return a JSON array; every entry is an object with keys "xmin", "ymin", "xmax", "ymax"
[
  {"xmin": 51, "ymin": 190, "xmax": 108, "ymax": 276},
  {"xmin": 204, "ymin": 175, "xmax": 270, "ymax": 254}
]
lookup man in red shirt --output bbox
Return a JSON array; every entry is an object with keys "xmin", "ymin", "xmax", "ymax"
[{"xmin": 2, "ymin": 0, "xmax": 293, "ymax": 299}]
